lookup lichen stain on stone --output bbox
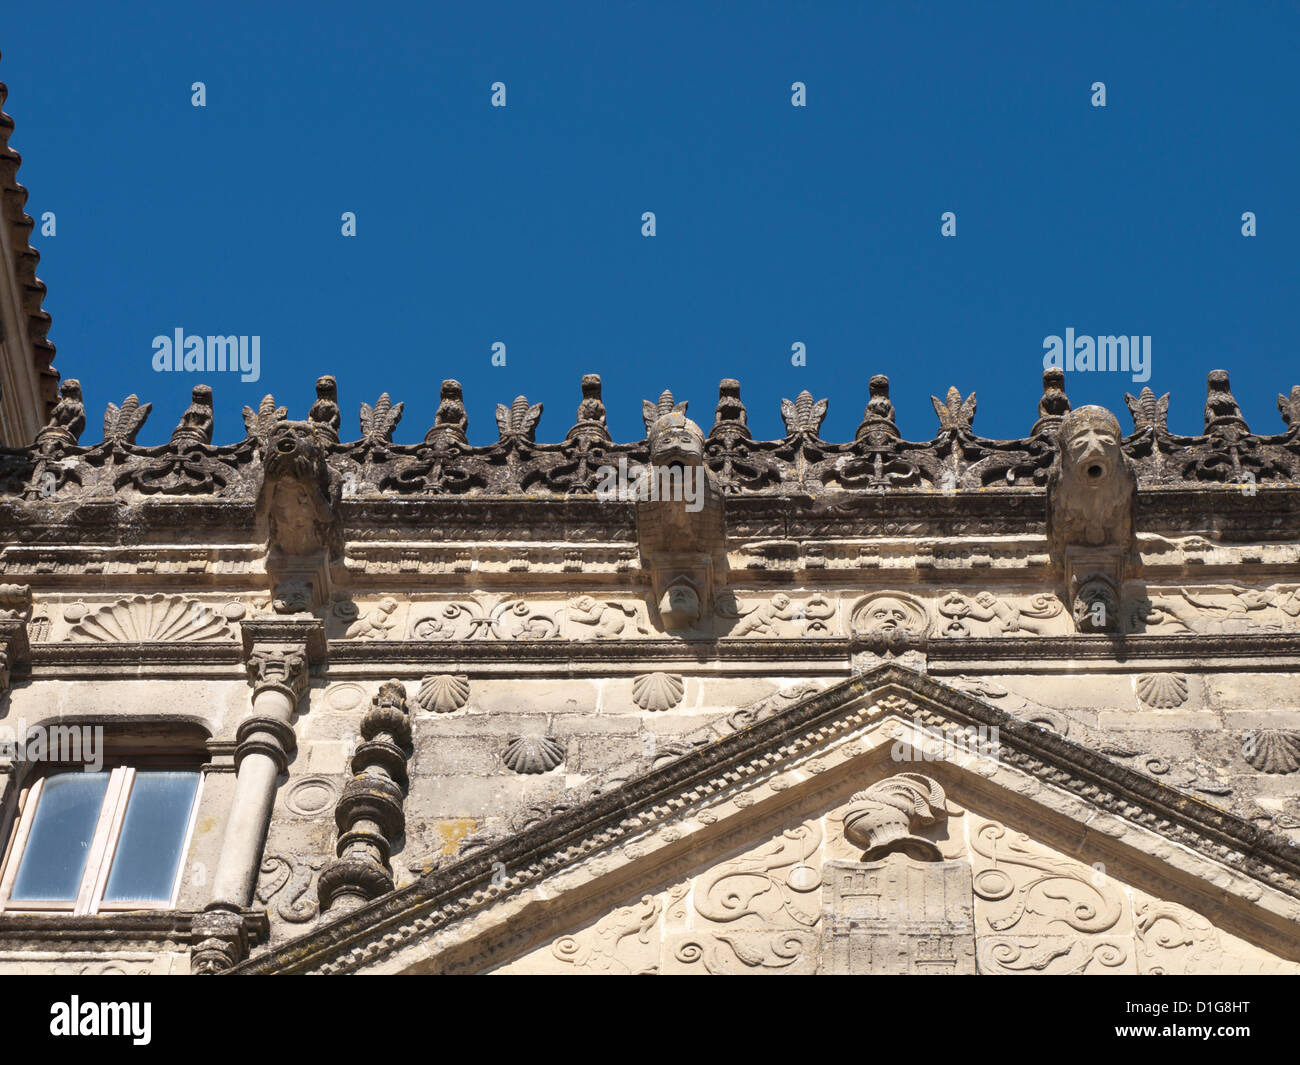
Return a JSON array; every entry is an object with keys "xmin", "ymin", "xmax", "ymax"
[{"xmin": 436, "ymin": 819, "xmax": 478, "ymax": 855}]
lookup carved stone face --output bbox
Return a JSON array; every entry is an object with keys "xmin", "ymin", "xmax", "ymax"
[
  {"xmin": 659, "ymin": 579, "xmax": 701, "ymax": 630},
  {"xmin": 1059, "ymin": 406, "xmax": 1123, "ymax": 483},
  {"xmin": 648, "ymin": 412, "xmax": 705, "ymax": 468},
  {"xmin": 864, "ymin": 600, "xmax": 910, "ymax": 632},
  {"xmin": 851, "ymin": 593, "xmax": 928, "ymax": 639}
]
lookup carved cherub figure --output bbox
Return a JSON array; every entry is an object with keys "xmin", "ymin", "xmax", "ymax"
[
  {"xmin": 568, "ymin": 595, "xmax": 648, "ymax": 638},
  {"xmin": 345, "ymin": 597, "xmax": 399, "ymax": 639}
]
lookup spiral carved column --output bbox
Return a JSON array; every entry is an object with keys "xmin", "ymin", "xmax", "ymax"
[{"xmin": 318, "ymin": 680, "xmax": 412, "ymax": 916}]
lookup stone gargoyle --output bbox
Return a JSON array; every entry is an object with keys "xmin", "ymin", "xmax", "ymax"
[
  {"xmin": 255, "ymin": 420, "xmax": 343, "ymax": 608},
  {"xmin": 1046, "ymin": 405, "xmax": 1137, "ymax": 632}
]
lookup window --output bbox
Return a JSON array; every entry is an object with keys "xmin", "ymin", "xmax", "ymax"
[{"xmin": 0, "ymin": 766, "xmax": 202, "ymax": 914}]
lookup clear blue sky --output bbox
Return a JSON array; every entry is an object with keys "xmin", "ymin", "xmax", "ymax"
[{"xmin": 4, "ymin": 1, "xmax": 1297, "ymax": 447}]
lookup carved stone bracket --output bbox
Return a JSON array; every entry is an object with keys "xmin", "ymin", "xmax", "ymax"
[{"xmin": 0, "ymin": 584, "xmax": 33, "ymax": 693}]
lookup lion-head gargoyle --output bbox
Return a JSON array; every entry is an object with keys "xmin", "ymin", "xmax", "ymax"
[
  {"xmin": 1047, "ymin": 405, "xmax": 1136, "ymax": 556},
  {"xmin": 256, "ymin": 422, "xmax": 343, "ymax": 604}
]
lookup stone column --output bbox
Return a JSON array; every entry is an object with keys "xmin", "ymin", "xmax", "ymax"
[{"xmin": 194, "ymin": 618, "xmax": 323, "ymax": 973}]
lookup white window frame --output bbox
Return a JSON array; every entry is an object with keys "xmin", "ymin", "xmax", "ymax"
[{"xmin": 0, "ymin": 766, "xmax": 203, "ymax": 915}]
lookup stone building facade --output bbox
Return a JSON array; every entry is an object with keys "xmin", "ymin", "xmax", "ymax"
[{"xmin": 0, "ymin": 360, "xmax": 1299, "ymax": 975}]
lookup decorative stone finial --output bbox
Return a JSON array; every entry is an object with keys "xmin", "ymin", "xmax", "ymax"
[
  {"xmin": 1032, "ymin": 368, "xmax": 1070, "ymax": 437},
  {"xmin": 709, "ymin": 378, "xmax": 749, "ymax": 439},
  {"xmin": 102, "ymin": 394, "xmax": 152, "ymax": 447},
  {"xmin": 1279, "ymin": 385, "xmax": 1300, "ymax": 431},
  {"xmin": 40, "ymin": 378, "xmax": 85, "ymax": 445},
  {"xmin": 780, "ymin": 390, "xmax": 828, "ymax": 439},
  {"xmin": 172, "ymin": 385, "xmax": 215, "ymax": 447},
  {"xmin": 568, "ymin": 373, "xmax": 610, "ymax": 440},
  {"xmin": 1204, "ymin": 369, "xmax": 1249, "ymax": 434},
  {"xmin": 309, "ymin": 375, "xmax": 341, "ymax": 442},
  {"xmin": 1124, "ymin": 386, "xmax": 1170, "ymax": 433},
  {"xmin": 931, "ymin": 386, "xmax": 977, "ymax": 433},
  {"xmin": 855, "ymin": 375, "xmax": 899, "ymax": 441},
  {"xmin": 425, "ymin": 379, "xmax": 469, "ymax": 445},
  {"xmin": 241, "ymin": 394, "xmax": 287, "ymax": 444},
  {"xmin": 496, "ymin": 395, "xmax": 543, "ymax": 443}
]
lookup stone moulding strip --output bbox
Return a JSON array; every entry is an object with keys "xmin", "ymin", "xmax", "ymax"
[
  {"xmin": 230, "ymin": 662, "xmax": 1300, "ymax": 976},
  {"xmin": 0, "ymin": 909, "xmax": 268, "ymax": 947},
  {"xmin": 24, "ymin": 632, "xmax": 1300, "ymax": 676}
]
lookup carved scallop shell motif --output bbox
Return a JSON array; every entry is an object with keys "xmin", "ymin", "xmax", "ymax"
[
  {"xmin": 1135, "ymin": 673, "xmax": 1189, "ymax": 709},
  {"xmin": 502, "ymin": 735, "xmax": 566, "ymax": 775},
  {"xmin": 67, "ymin": 594, "xmax": 233, "ymax": 642},
  {"xmin": 1245, "ymin": 731, "xmax": 1300, "ymax": 774},
  {"xmin": 415, "ymin": 674, "xmax": 470, "ymax": 714},
  {"xmin": 632, "ymin": 672, "xmax": 685, "ymax": 711}
]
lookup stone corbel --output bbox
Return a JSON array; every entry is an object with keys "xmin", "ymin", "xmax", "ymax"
[
  {"xmin": 635, "ymin": 392, "xmax": 727, "ymax": 632},
  {"xmin": 1046, "ymin": 406, "xmax": 1137, "ymax": 633},
  {"xmin": 0, "ymin": 584, "xmax": 33, "ymax": 693}
]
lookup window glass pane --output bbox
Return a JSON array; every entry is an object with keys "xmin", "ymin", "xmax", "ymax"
[
  {"xmin": 102, "ymin": 771, "xmax": 199, "ymax": 903},
  {"xmin": 11, "ymin": 771, "xmax": 111, "ymax": 901}
]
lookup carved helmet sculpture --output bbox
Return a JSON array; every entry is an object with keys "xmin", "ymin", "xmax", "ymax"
[
  {"xmin": 842, "ymin": 773, "xmax": 948, "ymax": 861},
  {"xmin": 642, "ymin": 390, "xmax": 705, "ymax": 468}
]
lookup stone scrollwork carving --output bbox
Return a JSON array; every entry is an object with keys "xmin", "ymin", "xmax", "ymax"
[
  {"xmin": 937, "ymin": 591, "xmax": 1065, "ymax": 637},
  {"xmin": 410, "ymin": 595, "xmax": 558, "ymax": 641},
  {"xmin": 971, "ymin": 818, "xmax": 1127, "ymax": 974},
  {"xmin": 552, "ymin": 895, "xmax": 662, "ymax": 974},
  {"xmin": 257, "ymin": 853, "xmax": 326, "ymax": 923}
]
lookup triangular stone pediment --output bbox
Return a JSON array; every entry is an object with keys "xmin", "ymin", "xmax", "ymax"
[{"xmin": 235, "ymin": 664, "xmax": 1300, "ymax": 974}]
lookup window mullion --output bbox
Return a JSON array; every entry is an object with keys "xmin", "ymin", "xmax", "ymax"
[
  {"xmin": 0, "ymin": 776, "xmax": 45, "ymax": 913},
  {"xmin": 78, "ymin": 768, "xmax": 132, "ymax": 916}
]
